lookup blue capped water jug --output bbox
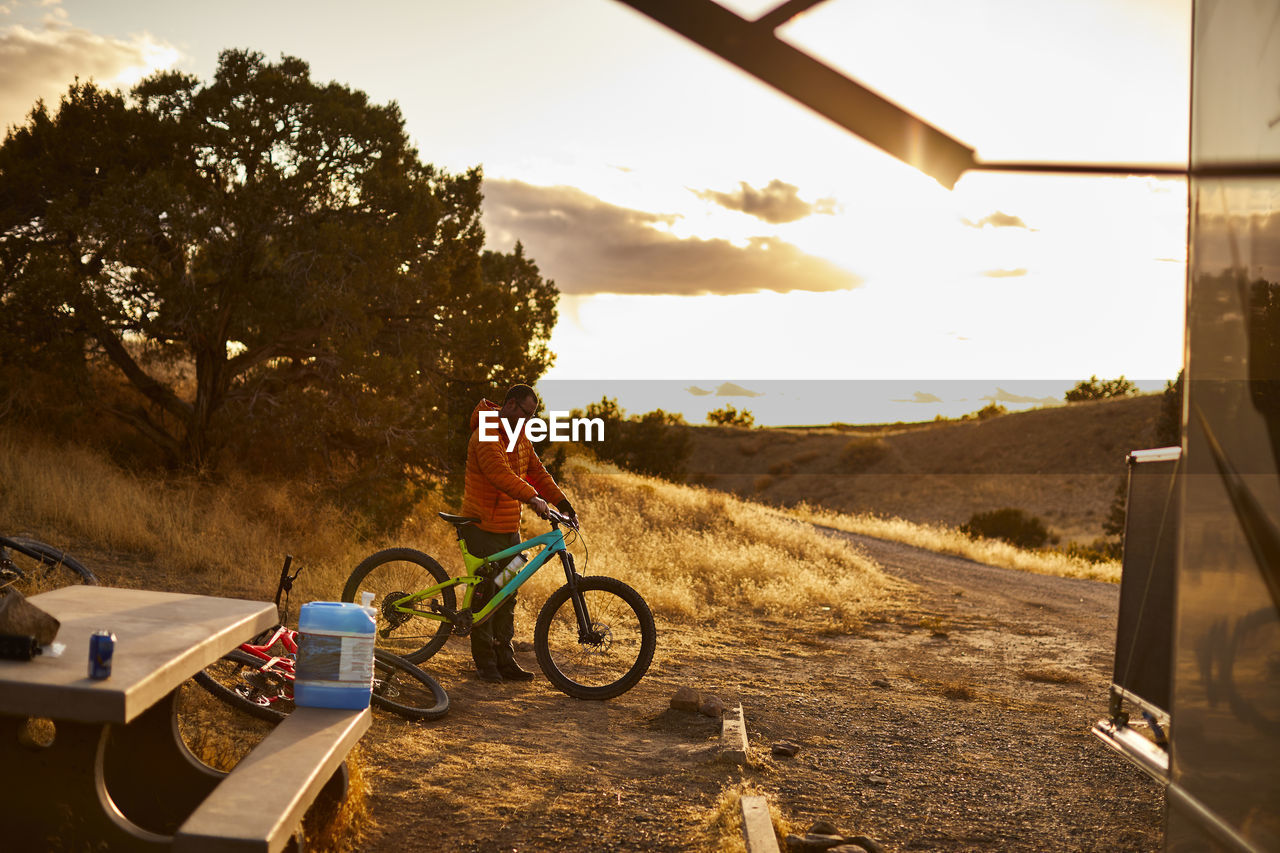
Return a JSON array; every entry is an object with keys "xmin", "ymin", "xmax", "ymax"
[{"xmin": 294, "ymin": 600, "xmax": 375, "ymax": 710}]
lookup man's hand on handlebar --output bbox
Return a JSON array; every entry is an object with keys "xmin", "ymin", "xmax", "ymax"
[
  {"xmin": 546, "ymin": 507, "xmax": 580, "ymax": 530},
  {"xmin": 530, "ymin": 496, "xmax": 580, "ymax": 529}
]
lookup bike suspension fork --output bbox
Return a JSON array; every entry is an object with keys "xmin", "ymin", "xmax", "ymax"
[{"xmin": 559, "ymin": 551, "xmax": 593, "ymax": 637}]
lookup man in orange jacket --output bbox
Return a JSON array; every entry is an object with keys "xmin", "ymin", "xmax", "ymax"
[{"xmin": 460, "ymin": 384, "xmax": 576, "ymax": 682}]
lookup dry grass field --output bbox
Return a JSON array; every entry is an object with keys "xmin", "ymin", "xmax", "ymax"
[
  {"xmin": 0, "ymin": 428, "xmax": 907, "ymax": 850},
  {"xmin": 0, "ymin": 429, "xmax": 901, "ymax": 630},
  {"xmin": 686, "ymin": 394, "xmax": 1166, "ymax": 545},
  {"xmin": 1, "ymin": 427, "xmax": 1157, "ymax": 850},
  {"xmin": 788, "ymin": 505, "xmax": 1121, "ymax": 582}
]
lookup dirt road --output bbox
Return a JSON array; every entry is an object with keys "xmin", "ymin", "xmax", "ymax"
[{"xmin": 354, "ymin": 529, "xmax": 1162, "ymax": 852}]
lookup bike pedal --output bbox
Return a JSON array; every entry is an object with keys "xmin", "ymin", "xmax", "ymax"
[{"xmin": 245, "ymin": 670, "xmax": 285, "ymax": 692}]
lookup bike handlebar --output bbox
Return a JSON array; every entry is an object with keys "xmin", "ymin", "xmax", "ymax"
[{"xmin": 546, "ymin": 507, "xmax": 579, "ymax": 531}]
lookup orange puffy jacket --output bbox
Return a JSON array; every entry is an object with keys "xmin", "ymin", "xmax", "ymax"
[{"xmin": 460, "ymin": 399, "xmax": 567, "ymax": 534}]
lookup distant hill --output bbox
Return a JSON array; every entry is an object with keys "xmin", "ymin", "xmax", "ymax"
[{"xmin": 685, "ymin": 394, "xmax": 1166, "ymax": 543}]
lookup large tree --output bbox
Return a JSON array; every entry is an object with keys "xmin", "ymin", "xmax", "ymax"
[{"xmin": 0, "ymin": 50, "xmax": 557, "ymax": 520}]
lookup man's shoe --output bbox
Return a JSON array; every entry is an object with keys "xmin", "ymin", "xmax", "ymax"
[
  {"xmin": 476, "ymin": 665, "xmax": 504, "ymax": 683},
  {"xmin": 497, "ymin": 660, "xmax": 535, "ymax": 681}
]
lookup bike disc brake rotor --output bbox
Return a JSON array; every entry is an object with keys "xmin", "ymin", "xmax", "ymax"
[{"xmin": 579, "ymin": 622, "xmax": 613, "ymax": 653}]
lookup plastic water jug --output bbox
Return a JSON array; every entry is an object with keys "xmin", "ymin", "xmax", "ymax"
[{"xmin": 294, "ymin": 600, "xmax": 375, "ymax": 710}]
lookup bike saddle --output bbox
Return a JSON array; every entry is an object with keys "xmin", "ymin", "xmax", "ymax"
[{"xmin": 438, "ymin": 512, "xmax": 481, "ymax": 527}]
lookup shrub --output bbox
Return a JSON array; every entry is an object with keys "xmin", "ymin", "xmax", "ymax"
[
  {"xmin": 706, "ymin": 404, "xmax": 755, "ymax": 428},
  {"xmin": 567, "ymin": 396, "xmax": 690, "ymax": 481},
  {"xmin": 1065, "ymin": 375, "xmax": 1138, "ymax": 402},
  {"xmin": 841, "ymin": 436, "xmax": 888, "ymax": 472},
  {"xmin": 961, "ymin": 507, "xmax": 1056, "ymax": 549},
  {"xmin": 961, "ymin": 402, "xmax": 1007, "ymax": 421},
  {"xmin": 1059, "ymin": 537, "xmax": 1123, "ymax": 563}
]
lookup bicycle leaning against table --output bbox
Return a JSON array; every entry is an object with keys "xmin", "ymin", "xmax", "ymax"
[
  {"xmin": 195, "ymin": 555, "xmax": 449, "ymax": 722},
  {"xmin": 0, "ymin": 535, "xmax": 98, "ymax": 596},
  {"xmin": 341, "ymin": 509, "xmax": 656, "ymax": 700}
]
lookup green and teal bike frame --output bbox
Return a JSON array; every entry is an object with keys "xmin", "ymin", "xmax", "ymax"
[{"xmin": 390, "ymin": 511, "xmax": 588, "ymax": 632}]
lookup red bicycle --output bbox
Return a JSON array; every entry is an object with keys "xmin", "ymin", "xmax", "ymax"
[{"xmin": 195, "ymin": 556, "xmax": 449, "ymax": 722}]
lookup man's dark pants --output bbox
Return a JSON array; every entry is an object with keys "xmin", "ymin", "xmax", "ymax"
[{"xmin": 460, "ymin": 525, "xmax": 522, "ymax": 670}]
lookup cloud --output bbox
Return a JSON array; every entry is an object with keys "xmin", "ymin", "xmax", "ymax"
[
  {"xmin": 684, "ymin": 385, "xmax": 713, "ymax": 396},
  {"xmin": 963, "ymin": 211, "xmax": 1028, "ymax": 229},
  {"xmin": 482, "ymin": 180, "xmax": 862, "ymax": 295},
  {"xmin": 693, "ymin": 179, "xmax": 837, "ymax": 224},
  {"xmin": 715, "ymin": 382, "xmax": 763, "ymax": 397},
  {"xmin": 0, "ymin": 19, "xmax": 179, "ymax": 128},
  {"xmin": 981, "ymin": 268, "xmax": 1028, "ymax": 278},
  {"xmin": 894, "ymin": 391, "xmax": 943, "ymax": 403},
  {"xmin": 981, "ymin": 387, "xmax": 1060, "ymax": 405}
]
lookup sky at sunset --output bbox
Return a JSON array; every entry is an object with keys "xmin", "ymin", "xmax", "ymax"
[{"xmin": 0, "ymin": 0, "xmax": 1192, "ymax": 424}]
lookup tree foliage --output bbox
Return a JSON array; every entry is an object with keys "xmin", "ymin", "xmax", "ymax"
[
  {"xmin": 0, "ymin": 50, "xmax": 557, "ymax": 524},
  {"xmin": 1064, "ymin": 375, "xmax": 1138, "ymax": 402},
  {"xmin": 706, "ymin": 403, "xmax": 755, "ymax": 428},
  {"xmin": 570, "ymin": 396, "xmax": 691, "ymax": 481}
]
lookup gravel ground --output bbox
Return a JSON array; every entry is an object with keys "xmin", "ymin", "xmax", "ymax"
[{"xmin": 352, "ymin": 528, "xmax": 1164, "ymax": 852}]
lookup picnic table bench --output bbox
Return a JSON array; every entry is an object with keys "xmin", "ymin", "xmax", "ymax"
[{"xmin": 0, "ymin": 585, "xmax": 371, "ymax": 852}]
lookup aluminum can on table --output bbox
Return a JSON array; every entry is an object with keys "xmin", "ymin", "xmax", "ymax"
[{"xmin": 89, "ymin": 630, "xmax": 115, "ymax": 679}]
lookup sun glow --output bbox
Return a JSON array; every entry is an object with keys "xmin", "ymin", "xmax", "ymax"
[{"xmin": 112, "ymin": 37, "xmax": 180, "ymax": 87}]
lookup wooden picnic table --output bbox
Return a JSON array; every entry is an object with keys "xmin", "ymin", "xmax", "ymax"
[{"xmin": 0, "ymin": 585, "xmax": 371, "ymax": 852}]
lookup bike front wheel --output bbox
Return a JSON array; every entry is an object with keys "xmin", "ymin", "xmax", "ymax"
[
  {"xmin": 2, "ymin": 537, "xmax": 98, "ymax": 596},
  {"xmin": 371, "ymin": 648, "xmax": 449, "ymax": 720},
  {"xmin": 341, "ymin": 548, "xmax": 455, "ymax": 664},
  {"xmin": 193, "ymin": 649, "xmax": 289, "ymax": 723},
  {"xmin": 533, "ymin": 576, "xmax": 656, "ymax": 700}
]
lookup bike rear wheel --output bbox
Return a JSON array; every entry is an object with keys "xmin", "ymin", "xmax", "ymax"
[
  {"xmin": 371, "ymin": 648, "xmax": 449, "ymax": 720},
  {"xmin": 341, "ymin": 548, "xmax": 455, "ymax": 663},
  {"xmin": 1, "ymin": 537, "xmax": 98, "ymax": 596},
  {"xmin": 193, "ymin": 649, "xmax": 289, "ymax": 723},
  {"xmin": 533, "ymin": 575, "xmax": 656, "ymax": 700}
]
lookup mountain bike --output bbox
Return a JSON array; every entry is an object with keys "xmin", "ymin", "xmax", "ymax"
[
  {"xmin": 341, "ymin": 509, "xmax": 656, "ymax": 700},
  {"xmin": 195, "ymin": 556, "xmax": 449, "ymax": 722},
  {"xmin": 0, "ymin": 535, "xmax": 98, "ymax": 595}
]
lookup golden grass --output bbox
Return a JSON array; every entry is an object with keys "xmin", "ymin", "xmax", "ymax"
[
  {"xmin": 704, "ymin": 782, "xmax": 792, "ymax": 853},
  {"xmin": 0, "ymin": 429, "xmax": 903, "ymax": 630},
  {"xmin": 503, "ymin": 458, "xmax": 906, "ymax": 630},
  {"xmin": 787, "ymin": 503, "xmax": 1122, "ymax": 583},
  {"xmin": 0, "ymin": 428, "xmax": 369, "ymax": 601}
]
